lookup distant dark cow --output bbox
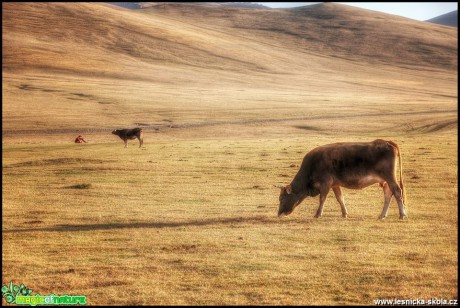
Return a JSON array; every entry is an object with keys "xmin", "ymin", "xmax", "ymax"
[
  {"xmin": 112, "ymin": 128, "xmax": 143, "ymax": 148},
  {"xmin": 277, "ymin": 139, "xmax": 406, "ymax": 220}
]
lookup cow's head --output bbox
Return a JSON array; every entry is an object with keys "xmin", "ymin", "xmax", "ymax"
[
  {"xmin": 277, "ymin": 185, "xmax": 304, "ymax": 217},
  {"xmin": 111, "ymin": 130, "xmax": 119, "ymax": 135}
]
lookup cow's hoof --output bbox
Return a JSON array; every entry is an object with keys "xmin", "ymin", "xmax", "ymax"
[
  {"xmin": 314, "ymin": 214, "xmax": 322, "ymax": 218},
  {"xmin": 378, "ymin": 216, "xmax": 386, "ymax": 220},
  {"xmin": 399, "ymin": 215, "xmax": 407, "ymax": 220},
  {"xmin": 342, "ymin": 214, "xmax": 348, "ymax": 219}
]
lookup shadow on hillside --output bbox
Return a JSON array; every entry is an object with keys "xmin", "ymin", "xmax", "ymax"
[{"xmin": 3, "ymin": 215, "xmax": 284, "ymax": 233}]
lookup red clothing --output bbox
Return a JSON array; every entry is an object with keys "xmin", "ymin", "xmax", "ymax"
[{"xmin": 75, "ymin": 136, "xmax": 87, "ymax": 143}]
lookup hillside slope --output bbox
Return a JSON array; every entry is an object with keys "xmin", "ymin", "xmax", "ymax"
[
  {"xmin": 427, "ymin": 10, "xmax": 458, "ymax": 27},
  {"xmin": 2, "ymin": 2, "xmax": 458, "ymax": 133},
  {"xmin": 139, "ymin": 3, "xmax": 457, "ymax": 69},
  {"xmin": 3, "ymin": 2, "xmax": 277, "ymax": 80},
  {"xmin": 3, "ymin": 3, "xmax": 457, "ymax": 78}
]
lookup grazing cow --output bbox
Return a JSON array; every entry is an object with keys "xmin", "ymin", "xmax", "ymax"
[
  {"xmin": 277, "ymin": 139, "xmax": 406, "ymax": 220},
  {"xmin": 112, "ymin": 128, "xmax": 143, "ymax": 148}
]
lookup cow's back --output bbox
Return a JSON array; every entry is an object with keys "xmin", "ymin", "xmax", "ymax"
[
  {"xmin": 299, "ymin": 140, "xmax": 396, "ymax": 181},
  {"xmin": 125, "ymin": 128, "xmax": 142, "ymax": 139}
]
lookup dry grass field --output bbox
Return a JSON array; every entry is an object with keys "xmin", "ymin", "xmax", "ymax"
[{"xmin": 2, "ymin": 2, "xmax": 458, "ymax": 305}]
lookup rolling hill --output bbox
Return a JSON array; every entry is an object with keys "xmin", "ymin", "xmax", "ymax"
[
  {"xmin": 426, "ymin": 10, "xmax": 458, "ymax": 27},
  {"xmin": 2, "ymin": 3, "xmax": 458, "ymax": 305},
  {"xmin": 2, "ymin": 2, "xmax": 457, "ymax": 134},
  {"xmin": 138, "ymin": 2, "xmax": 457, "ymax": 69},
  {"xmin": 107, "ymin": 2, "xmax": 271, "ymax": 9}
]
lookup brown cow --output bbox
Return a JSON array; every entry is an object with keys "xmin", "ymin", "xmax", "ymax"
[
  {"xmin": 277, "ymin": 139, "xmax": 406, "ymax": 220},
  {"xmin": 112, "ymin": 128, "xmax": 143, "ymax": 148}
]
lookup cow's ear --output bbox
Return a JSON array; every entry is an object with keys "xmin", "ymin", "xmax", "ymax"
[{"xmin": 286, "ymin": 185, "xmax": 292, "ymax": 194}]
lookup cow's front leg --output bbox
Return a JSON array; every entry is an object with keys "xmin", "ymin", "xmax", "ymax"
[
  {"xmin": 332, "ymin": 187, "xmax": 348, "ymax": 218},
  {"xmin": 124, "ymin": 139, "xmax": 128, "ymax": 148},
  {"xmin": 314, "ymin": 187, "xmax": 330, "ymax": 218}
]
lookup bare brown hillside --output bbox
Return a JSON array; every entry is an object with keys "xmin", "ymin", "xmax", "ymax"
[
  {"xmin": 2, "ymin": 5, "xmax": 458, "ymax": 303},
  {"xmin": 139, "ymin": 3, "xmax": 458, "ymax": 69},
  {"xmin": 3, "ymin": 2, "xmax": 457, "ymax": 77},
  {"xmin": 1, "ymin": 2, "xmax": 457, "ymax": 133}
]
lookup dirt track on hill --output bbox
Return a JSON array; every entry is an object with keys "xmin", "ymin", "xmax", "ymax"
[{"xmin": 2, "ymin": 109, "xmax": 457, "ymax": 135}]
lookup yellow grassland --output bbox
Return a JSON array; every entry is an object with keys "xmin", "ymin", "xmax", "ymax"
[{"xmin": 2, "ymin": 2, "xmax": 457, "ymax": 305}]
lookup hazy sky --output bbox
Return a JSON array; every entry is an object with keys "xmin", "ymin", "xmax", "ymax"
[{"xmin": 257, "ymin": 2, "xmax": 458, "ymax": 21}]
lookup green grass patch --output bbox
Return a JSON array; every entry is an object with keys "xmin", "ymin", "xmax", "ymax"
[{"xmin": 65, "ymin": 183, "xmax": 92, "ymax": 189}]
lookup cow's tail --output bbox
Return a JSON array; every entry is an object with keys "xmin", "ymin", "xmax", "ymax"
[
  {"xmin": 388, "ymin": 140, "xmax": 406, "ymax": 205},
  {"xmin": 399, "ymin": 146, "xmax": 406, "ymax": 206}
]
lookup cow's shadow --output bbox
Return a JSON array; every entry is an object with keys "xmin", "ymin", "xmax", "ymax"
[{"xmin": 3, "ymin": 215, "xmax": 284, "ymax": 233}]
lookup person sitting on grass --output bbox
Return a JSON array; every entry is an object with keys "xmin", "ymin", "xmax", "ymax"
[{"xmin": 74, "ymin": 135, "xmax": 87, "ymax": 143}]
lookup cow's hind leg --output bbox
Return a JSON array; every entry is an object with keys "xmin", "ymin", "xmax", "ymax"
[
  {"xmin": 332, "ymin": 187, "xmax": 348, "ymax": 218},
  {"xmin": 379, "ymin": 182, "xmax": 393, "ymax": 220},
  {"xmin": 380, "ymin": 179, "xmax": 406, "ymax": 220},
  {"xmin": 387, "ymin": 179, "xmax": 406, "ymax": 220},
  {"xmin": 124, "ymin": 139, "xmax": 128, "ymax": 148},
  {"xmin": 138, "ymin": 131, "xmax": 144, "ymax": 148}
]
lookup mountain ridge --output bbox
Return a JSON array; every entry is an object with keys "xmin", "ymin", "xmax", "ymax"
[
  {"xmin": 426, "ymin": 10, "xmax": 458, "ymax": 27},
  {"xmin": 3, "ymin": 2, "xmax": 457, "ymax": 79},
  {"xmin": 138, "ymin": 2, "xmax": 457, "ymax": 69},
  {"xmin": 2, "ymin": 2, "xmax": 457, "ymax": 132}
]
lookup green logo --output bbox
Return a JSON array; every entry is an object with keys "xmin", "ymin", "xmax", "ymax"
[{"xmin": 2, "ymin": 282, "xmax": 86, "ymax": 306}]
